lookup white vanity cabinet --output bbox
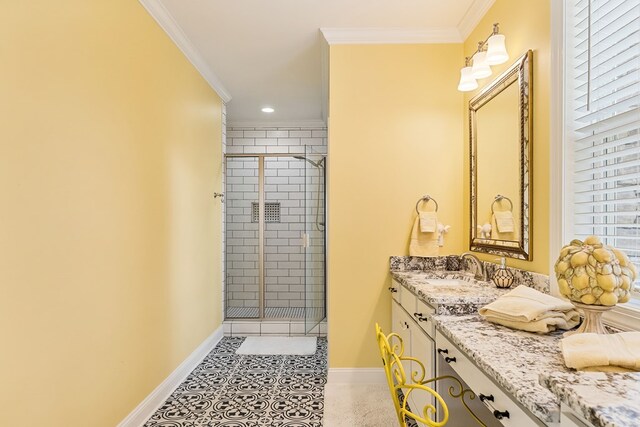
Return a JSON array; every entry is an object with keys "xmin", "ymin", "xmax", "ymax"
[
  {"xmin": 390, "ymin": 281, "xmax": 436, "ymax": 427},
  {"xmin": 435, "ymin": 331, "xmax": 547, "ymax": 427},
  {"xmin": 390, "ymin": 279, "xmax": 542, "ymax": 427},
  {"xmin": 390, "ymin": 280, "xmax": 492, "ymax": 427}
]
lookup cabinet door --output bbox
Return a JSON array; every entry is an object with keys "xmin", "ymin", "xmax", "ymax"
[
  {"xmin": 410, "ymin": 326, "xmax": 436, "ymax": 427},
  {"xmin": 391, "ymin": 300, "xmax": 413, "ymax": 378}
]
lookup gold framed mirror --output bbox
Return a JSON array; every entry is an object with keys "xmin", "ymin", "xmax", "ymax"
[{"xmin": 470, "ymin": 50, "xmax": 532, "ymax": 260}]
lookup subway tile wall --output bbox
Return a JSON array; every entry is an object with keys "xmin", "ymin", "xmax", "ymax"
[{"xmin": 225, "ymin": 127, "xmax": 326, "ymax": 319}]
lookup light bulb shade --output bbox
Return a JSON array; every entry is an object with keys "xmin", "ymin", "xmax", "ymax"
[
  {"xmin": 486, "ymin": 34, "xmax": 509, "ymax": 65},
  {"xmin": 471, "ymin": 51, "xmax": 492, "ymax": 79},
  {"xmin": 457, "ymin": 66, "xmax": 478, "ymax": 92}
]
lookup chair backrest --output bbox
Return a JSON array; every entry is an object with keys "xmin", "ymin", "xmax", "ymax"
[{"xmin": 375, "ymin": 323, "xmax": 449, "ymax": 427}]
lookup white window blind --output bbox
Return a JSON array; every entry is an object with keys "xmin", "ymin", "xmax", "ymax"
[{"xmin": 567, "ymin": 0, "xmax": 640, "ymax": 289}]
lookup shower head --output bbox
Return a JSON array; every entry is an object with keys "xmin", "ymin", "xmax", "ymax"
[{"xmin": 293, "ymin": 155, "xmax": 325, "ymax": 168}]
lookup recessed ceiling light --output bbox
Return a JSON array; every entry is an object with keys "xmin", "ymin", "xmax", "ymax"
[{"xmin": 261, "ymin": 107, "xmax": 275, "ymax": 113}]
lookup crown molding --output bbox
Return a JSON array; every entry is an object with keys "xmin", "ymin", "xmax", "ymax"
[
  {"xmin": 320, "ymin": 27, "xmax": 462, "ymax": 45},
  {"xmin": 457, "ymin": 0, "xmax": 497, "ymax": 41},
  {"xmin": 138, "ymin": 0, "xmax": 232, "ymax": 103},
  {"xmin": 320, "ymin": 38, "xmax": 329, "ymax": 124},
  {"xmin": 228, "ymin": 119, "xmax": 327, "ymax": 129}
]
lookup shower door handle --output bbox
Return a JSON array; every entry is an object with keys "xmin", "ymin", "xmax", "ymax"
[{"xmin": 302, "ymin": 233, "xmax": 310, "ymax": 248}]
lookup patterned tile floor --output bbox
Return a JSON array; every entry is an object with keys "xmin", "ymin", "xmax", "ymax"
[{"xmin": 144, "ymin": 337, "xmax": 327, "ymax": 427}]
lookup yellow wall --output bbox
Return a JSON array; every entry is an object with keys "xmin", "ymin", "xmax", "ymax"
[
  {"xmin": 0, "ymin": 2, "xmax": 223, "ymax": 426},
  {"xmin": 463, "ymin": 0, "xmax": 551, "ymax": 273},
  {"xmin": 328, "ymin": 1, "xmax": 551, "ymax": 368},
  {"xmin": 328, "ymin": 44, "xmax": 464, "ymax": 367}
]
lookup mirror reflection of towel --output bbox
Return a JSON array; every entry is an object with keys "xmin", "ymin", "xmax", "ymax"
[
  {"xmin": 419, "ymin": 211, "xmax": 437, "ymax": 233},
  {"xmin": 490, "ymin": 211, "xmax": 518, "ymax": 241},
  {"xmin": 494, "ymin": 210, "xmax": 515, "ymax": 233}
]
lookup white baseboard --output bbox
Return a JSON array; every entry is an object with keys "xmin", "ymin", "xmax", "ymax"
[
  {"xmin": 117, "ymin": 326, "xmax": 224, "ymax": 427},
  {"xmin": 327, "ymin": 368, "xmax": 386, "ymax": 384}
]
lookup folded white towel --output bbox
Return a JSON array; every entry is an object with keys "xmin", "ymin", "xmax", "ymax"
[
  {"xmin": 409, "ymin": 216, "xmax": 439, "ymax": 257},
  {"xmin": 494, "ymin": 210, "xmax": 515, "ymax": 233},
  {"xmin": 483, "ymin": 312, "xmax": 580, "ymax": 334},
  {"xmin": 561, "ymin": 332, "xmax": 640, "ymax": 371},
  {"xmin": 419, "ymin": 211, "xmax": 437, "ymax": 233},
  {"xmin": 479, "ymin": 285, "xmax": 576, "ymax": 322}
]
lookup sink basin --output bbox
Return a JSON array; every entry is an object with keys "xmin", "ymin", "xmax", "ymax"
[{"xmin": 425, "ymin": 279, "xmax": 464, "ymax": 287}]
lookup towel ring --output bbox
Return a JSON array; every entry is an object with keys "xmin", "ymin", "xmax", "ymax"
[
  {"xmin": 491, "ymin": 195, "xmax": 513, "ymax": 213},
  {"xmin": 415, "ymin": 195, "xmax": 439, "ymax": 214}
]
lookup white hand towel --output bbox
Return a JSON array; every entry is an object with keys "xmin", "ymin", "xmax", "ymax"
[
  {"xmin": 479, "ymin": 285, "xmax": 576, "ymax": 323},
  {"xmin": 561, "ymin": 332, "xmax": 640, "ymax": 371},
  {"xmin": 419, "ymin": 211, "xmax": 437, "ymax": 233},
  {"xmin": 409, "ymin": 216, "xmax": 439, "ymax": 257},
  {"xmin": 494, "ymin": 210, "xmax": 515, "ymax": 233}
]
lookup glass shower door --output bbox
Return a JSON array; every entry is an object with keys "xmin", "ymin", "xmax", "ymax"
[
  {"xmin": 263, "ymin": 156, "xmax": 307, "ymax": 319},
  {"xmin": 304, "ymin": 149, "xmax": 326, "ymax": 333}
]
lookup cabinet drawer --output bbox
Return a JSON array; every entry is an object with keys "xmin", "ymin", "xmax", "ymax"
[
  {"xmin": 390, "ymin": 279, "xmax": 401, "ymax": 303},
  {"xmin": 400, "ymin": 284, "xmax": 417, "ymax": 314},
  {"xmin": 415, "ymin": 299, "xmax": 435, "ymax": 338},
  {"xmin": 560, "ymin": 404, "xmax": 589, "ymax": 427},
  {"xmin": 435, "ymin": 331, "xmax": 544, "ymax": 427}
]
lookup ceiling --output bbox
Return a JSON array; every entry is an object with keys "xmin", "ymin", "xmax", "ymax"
[{"xmin": 145, "ymin": 0, "xmax": 493, "ymax": 125}]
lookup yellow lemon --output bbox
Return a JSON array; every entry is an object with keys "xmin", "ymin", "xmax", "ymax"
[
  {"xmin": 572, "ymin": 274, "xmax": 590, "ymax": 290},
  {"xmin": 621, "ymin": 275, "xmax": 631, "ymax": 291},
  {"xmin": 599, "ymin": 292, "xmax": 618, "ymax": 306},
  {"xmin": 555, "ymin": 261, "xmax": 569, "ymax": 275},
  {"xmin": 596, "ymin": 274, "xmax": 617, "ymax": 292},
  {"xmin": 581, "ymin": 294, "xmax": 596, "ymax": 304},
  {"xmin": 570, "ymin": 251, "xmax": 589, "ymax": 268},
  {"xmin": 558, "ymin": 278, "xmax": 570, "ymax": 296},
  {"xmin": 593, "ymin": 248, "xmax": 612, "ymax": 263},
  {"xmin": 584, "ymin": 235, "xmax": 602, "ymax": 246},
  {"xmin": 611, "ymin": 248, "xmax": 630, "ymax": 267}
]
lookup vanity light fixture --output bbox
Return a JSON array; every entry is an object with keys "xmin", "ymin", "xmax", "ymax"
[
  {"xmin": 457, "ymin": 23, "xmax": 509, "ymax": 92},
  {"xmin": 471, "ymin": 42, "xmax": 492, "ymax": 79},
  {"xmin": 261, "ymin": 107, "xmax": 275, "ymax": 113},
  {"xmin": 457, "ymin": 58, "xmax": 478, "ymax": 92},
  {"xmin": 486, "ymin": 28, "xmax": 509, "ymax": 65}
]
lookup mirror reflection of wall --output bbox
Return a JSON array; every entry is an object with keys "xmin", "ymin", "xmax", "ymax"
[{"xmin": 476, "ymin": 80, "xmax": 520, "ymax": 242}]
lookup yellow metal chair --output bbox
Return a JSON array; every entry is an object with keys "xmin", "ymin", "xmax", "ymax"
[{"xmin": 375, "ymin": 323, "xmax": 486, "ymax": 427}]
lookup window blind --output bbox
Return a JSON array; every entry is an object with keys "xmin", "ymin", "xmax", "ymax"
[{"xmin": 569, "ymin": 0, "xmax": 640, "ymax": 287}]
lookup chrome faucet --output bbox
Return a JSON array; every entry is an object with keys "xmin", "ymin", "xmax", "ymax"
[{"xmin": 460, "ymin": 252, "xmax": 489, "ymax": 282}]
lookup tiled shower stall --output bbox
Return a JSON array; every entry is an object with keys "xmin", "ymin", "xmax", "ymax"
[{"xmin": 223, "ymin": 126, "xmax": 327, "ymax": 336}]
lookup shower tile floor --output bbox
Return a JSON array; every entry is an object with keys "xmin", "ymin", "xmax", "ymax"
[
  {"xmin": 226, "ymin": 307, "xmax": 325, "ymax": 320},
  {"xmin": 144, "ymin": 337, "xmax": 326, "ymax": 427}
]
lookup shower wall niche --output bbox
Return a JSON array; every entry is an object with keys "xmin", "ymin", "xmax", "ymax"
[{"xmin": 224, "ymin": 126, "xmax": 326, "ymax": 333}]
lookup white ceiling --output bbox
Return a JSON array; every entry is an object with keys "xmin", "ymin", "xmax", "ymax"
[{"xmin": 146, "ymin": 0, "xmax": 493, "ymax": 125}]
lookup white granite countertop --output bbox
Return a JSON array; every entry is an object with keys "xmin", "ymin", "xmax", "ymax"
[
  {"xmin": 540, "ymin": 371, "xmax": 640, "ymax": 427},
  {"xmin": 390, "ymin": 257, "xmax": 638, "ymax": 426},
  {"xmin": 391, "ymin": 270, "xmax": 509, "ymax": 315},
  {"xmin": 433, "ymin": 314, "xmax": 570, "ymax": 424}
]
